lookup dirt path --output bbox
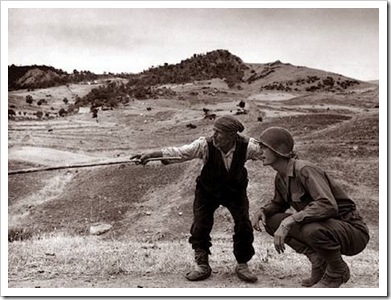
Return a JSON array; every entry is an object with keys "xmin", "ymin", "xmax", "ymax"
[{"xmin": 7, "ymin": 272, "xmax": 376, "ymax": 289}]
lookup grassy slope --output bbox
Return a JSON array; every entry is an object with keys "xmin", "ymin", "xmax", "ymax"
[{"xmin": 7, "ymin": 82, "xmax": 380, "ymax": 288}]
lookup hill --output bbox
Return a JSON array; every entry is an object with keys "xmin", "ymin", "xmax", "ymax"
[
  {"xmin": 8, "ymin": 64, "xmax": 115, "ymax": 91},
  {"xmin": 122, "ymin": 50, "xmax": 373, "ymax": 93},
  {"xmin": 77, "ymin": 50, "xmax": 375, "ymax": 109},
  {"xmin": 9, "ymin": 50, "xmax": 376, "ymax": 110},
  {"xmin": 8, "ymin": 65, "xmax": 69, "ymax": 90},
  {"xmin": 244, "ymin": 60, "xmax": 373, "ymax": 93}
]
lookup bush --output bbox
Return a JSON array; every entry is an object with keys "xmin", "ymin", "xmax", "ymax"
[
  {"xmin": 67, "ymin": 104, "xmax": 77, "ymax": 114},
  {"xmin": 37, "ymin": 99, "xmax": 47, "ymax": 106},
  {"xmin": 8, "ymin": 109, "xmax": 16, "ymax": 119},
  {"xmin": 59, "ymin": 108, "xmax": 67, "ymax": 117},
  {"xmin": 8, "ymin": 226, "xmax": 33, "ymax": 242},
  {"xmin": 36, "ymin": 111, "xmax": 43, "ymax": 118},
  {"xmin": 26, "ymin": 95, "xmax": 33, "ymax": 105}
]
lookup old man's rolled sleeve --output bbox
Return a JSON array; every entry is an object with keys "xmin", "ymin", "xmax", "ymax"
[{"xmin": 161, "ymin": 137, "xmax": 208, "ymax": 162}]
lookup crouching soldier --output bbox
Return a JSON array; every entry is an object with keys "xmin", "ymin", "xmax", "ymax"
[{"xmin": 251, "ymin": 127, "xmax": 370, "ymax": 288}]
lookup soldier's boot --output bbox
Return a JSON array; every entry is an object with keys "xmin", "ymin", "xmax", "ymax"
[
  {"xmin": 284, "ymin": 238, "xmax": 327, "ymax": 287},
  {"xmin": 185, "ymin": 249, "xmax": 212, "ymax": 281},
  {"xmin": 313, "ymin": 252, "xmax": 350, "ymax": 288},
  {"xmin": 301, "ymin": 251, "xmax": 328, "ymax": 287},
  {"xmin": 235, "ymin": 263, "xmax": 258, "ymax": 283}
]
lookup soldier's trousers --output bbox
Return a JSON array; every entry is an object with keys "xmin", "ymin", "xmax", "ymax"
[{"xmin": 264, "ymin": 212, "xmax": 370, "ymax": 257}]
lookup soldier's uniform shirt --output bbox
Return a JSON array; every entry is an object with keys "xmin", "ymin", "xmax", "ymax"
[
  {"xmin": 261, "ymin": 158, "xmax": 369, "ymax": 256},
  {"xmin": 262, "ymin": 159, "xmax": 366, "ymax": 229}
]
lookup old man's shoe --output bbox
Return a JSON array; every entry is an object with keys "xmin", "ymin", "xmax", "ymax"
[
  {"xmin": 235, "ymin": 263, "xmax": 258, "ymax": 283},
  {"xmin": 185, "ymin": 264, "xmax": 212, "ymax": 281},
  {"xmin": 185, "ymin": 249, "xmax": 212, "ymax": 281}
]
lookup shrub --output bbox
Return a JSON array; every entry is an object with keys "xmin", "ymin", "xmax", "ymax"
[
  {"xmin": 8, "ymin": 109, "xmax": 16, "ymax": 119},
  {"xmin": 91, "ymin": 108, "xmax": 98, "ymax": 118},
  {"xmin": 59, "ymin": 108, "xmax": 67, "ymax": 117},
  {"xmin": 67, "ymin": 104, "xmax": 78, "ymax": 114},
  {"xmin": 26, "ymin": 95, "xmax": 33, "ymax": 105},
  {"xmin": 36, "ymin": 111, "xmax": 43, "ymax": 118},
  {"xmin": 8, "ymin": 226, "xmax": 33, "ymax": 242}
]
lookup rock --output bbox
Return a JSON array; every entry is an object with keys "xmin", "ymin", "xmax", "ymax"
[{"xmin": 89, "ymin": 223, "xmax": 112, "ymax": 235}]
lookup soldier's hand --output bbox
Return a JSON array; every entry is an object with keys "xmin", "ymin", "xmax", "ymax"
[
  {"xmin": 273, "ymin": 224, "xmax": 289, "ymax": 254},
  {"xmin": 251, "ymin": 209, "xmax": 267, "ymax": 232},
  {"xmin": 273, "ymin": 216, "xmax": 295, "ymax": 254}
]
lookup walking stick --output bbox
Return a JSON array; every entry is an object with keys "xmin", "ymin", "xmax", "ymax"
[{"xmin": 8, "ymin": 157, "xmax": 182, "ymax": 175}]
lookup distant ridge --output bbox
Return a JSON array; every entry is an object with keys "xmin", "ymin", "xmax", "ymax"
[
  {"xmin": 9, "ymin": 49, "xmax": 375, "ymax": 96},
  {"xmin": 367, "ymin": 80, "xmax": 379, "ymax": 85},
  {"xmin": 8, "ymin": 64, "xmax": 100, "ymax": 91}
]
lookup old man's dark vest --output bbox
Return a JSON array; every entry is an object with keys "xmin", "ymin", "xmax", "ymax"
[{"xmin": 196, "ymin": 136, "xmax": 249, "ymax": 196}]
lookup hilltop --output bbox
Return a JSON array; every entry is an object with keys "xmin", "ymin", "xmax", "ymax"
[
  {"xmin": 8, "ymin": 64, "xmax": 129, "ymax": 91},
  {"xmin": 81, "ymin": 50, "xmax": 374, "ymax": 106},
  {"xmin": 9, "ymin": 49, "xmax": 375, "ymax": 99},
  {"xmin": 8, "ymin": 50, "xmax": 377, "ymax": 123}
]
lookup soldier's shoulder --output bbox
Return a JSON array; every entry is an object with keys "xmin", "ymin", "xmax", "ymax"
[{"xmin": 294, "ymin": 159, "xmax": 319, "ymax": 171}]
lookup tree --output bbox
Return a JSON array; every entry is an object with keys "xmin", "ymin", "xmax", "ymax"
[
  {"xmin": 36, "ymin": 111, "xmax": 43, "ymax": 119},
  {"xmin": 63, "ymin": 97, "xmax": 69, "ymax": 105},
  {"xmin": 26, "ymin": 95, "xmax": 33, "ymax": 105},
  {"xmin": 59, "ymin": 108, "xmax": 67, "ymax": 117},
  {"xmin": 8, "ymin": 109, "xmax": 16, "ymax": 119},
  {"xmin": 238, "ymin": 100, "xmax": 246, "ymax": 109},
  {"xmin": 91, "ymin": 108, "xmax": 98, "ymax": 119},
  {"xmin": 67, "ymin": 104, "xmax": 78, "ymax": 114}
]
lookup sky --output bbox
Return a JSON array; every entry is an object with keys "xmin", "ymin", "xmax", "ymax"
[{"xmin": 4, "ymin": 3, "xmax": 383, "ymax": 81}]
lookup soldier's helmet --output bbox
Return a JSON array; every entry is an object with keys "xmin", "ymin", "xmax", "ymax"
[{"xmin": 258, "ymin": 127, "xmax": 294, "ymax": 158}]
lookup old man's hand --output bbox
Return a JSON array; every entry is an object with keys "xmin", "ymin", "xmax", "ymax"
[
  {"xmin": 251, "ymin": 208, "xmax": 267, "ymax": 232},
  {"xmin": 130, "ymin": 153, "xmax": 151, "ymax": 165}
]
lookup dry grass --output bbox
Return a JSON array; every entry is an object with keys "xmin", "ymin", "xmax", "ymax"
[{"xmin": 8, "ymin": 227, "xmax": 379, "ymax": 288}]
